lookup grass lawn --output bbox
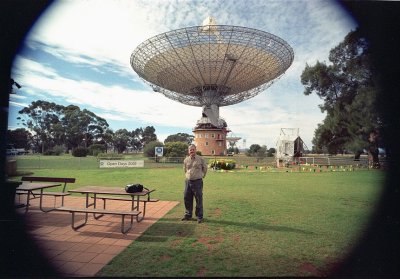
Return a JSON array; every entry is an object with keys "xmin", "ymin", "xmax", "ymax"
[{"xmin": 17, "ymin": 164, "xmax": 385, "ymax": 277}]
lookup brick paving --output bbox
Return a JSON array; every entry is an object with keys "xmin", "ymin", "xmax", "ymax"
[{"xmin": 15, "ymin": 195, "xmax": 179, "ymax": 277}]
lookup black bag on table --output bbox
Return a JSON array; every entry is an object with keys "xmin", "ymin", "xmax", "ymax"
[{"xmin": 125, "ymin": 183, "xmax": 144, "ymax": 193}]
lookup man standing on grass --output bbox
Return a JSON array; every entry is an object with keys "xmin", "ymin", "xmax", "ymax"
[{"xmin": 182, "ymin": 144, "xmax": 207, "ymax": 223}]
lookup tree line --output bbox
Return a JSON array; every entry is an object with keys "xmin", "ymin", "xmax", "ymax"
[
  {"xmin": 9, "ymin": 100, "xmax": 159, "ymax": 154},
  {"xmin": 301, "ymin": 28, "xmax": 383, "ymax": 160}
]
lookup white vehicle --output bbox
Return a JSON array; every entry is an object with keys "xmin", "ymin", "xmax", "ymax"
[
  {"xmin": 6, "ymin": 149, "xmax": 18, "ymax": 156},
  {"xmin": 16, "ymin": 148, "xmax": 28, "ymax": 155}
]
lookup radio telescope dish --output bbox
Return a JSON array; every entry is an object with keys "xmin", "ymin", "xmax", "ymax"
[
  {"xmin": 226, "ymin": 132, "xmax": 242, "ymax": 148},
  {"xmin": 130, "ymin": 17, "xmax": 294, "ymax": 156},
  {"xmin": 130, "ymin": 19, "xmax": 294, "ymax": 109}
]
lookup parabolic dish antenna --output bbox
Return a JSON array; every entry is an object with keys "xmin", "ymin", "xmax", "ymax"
[
  {"xmin": 131, "ymin": 17, "xmax": 293, "ymax": 122},
  {"xmin": 130, "ymin": 17, "xmax": 294, "ymax": 155}
]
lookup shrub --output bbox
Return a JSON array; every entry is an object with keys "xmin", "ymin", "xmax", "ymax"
[
  {"xmin": 88, "ymin": 144, "xmax": 106, "ymax": 156},
  {"xmin": 208, "ymin": 158, "xmax": 236, "ymax": 170},
  {"xmin": 52, "ymin": 145, "xmax": 65, "ymax": 156},
  {"xmin": 43, "ymin": 150, "xmax": 55, "ymax": 156},
  {"xmin": 97, "ymin": 152, "xmax": 123, "ymax": 160},
  {"xmin": 143, "ymin": 140, "xmax": 164, "ymax": 157},
  {"xmin": 72, "ymin": 147, "xmax": 88, "ymax": 157}
]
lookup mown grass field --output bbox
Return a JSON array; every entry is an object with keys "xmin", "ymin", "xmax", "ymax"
[{"xmin": 12, "ymin": 155, "xmax": 385, "ymax": 277}]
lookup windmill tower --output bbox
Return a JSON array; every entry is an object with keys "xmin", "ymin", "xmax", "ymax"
[{"xmin": 131, "ymin": 17, "xmax": 294, "ymax": 155}]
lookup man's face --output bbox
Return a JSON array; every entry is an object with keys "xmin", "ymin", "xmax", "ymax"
[{"xmin": 188, "ymin": 146, "xmax": 196, "ymax": 157}]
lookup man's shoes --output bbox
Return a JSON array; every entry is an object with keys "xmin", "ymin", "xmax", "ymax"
[
  {"xmin": 197, "ymin": 218, "xmax": 203, "ymax": 224},
  {"xmin": 181, "ymin": 216, "xmax": 191, "ymax": 221}
]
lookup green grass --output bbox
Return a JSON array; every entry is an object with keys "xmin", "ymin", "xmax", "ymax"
[{"xmin": 14, "ymin": 162, "xmax": 385, "ymax": 277}]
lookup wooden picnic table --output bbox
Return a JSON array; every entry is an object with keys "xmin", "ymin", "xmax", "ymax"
[{"xmin": 16, "ymin": 182, "xmax": 62, "ymax": 213}]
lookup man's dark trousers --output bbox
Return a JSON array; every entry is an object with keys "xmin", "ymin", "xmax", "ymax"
[{"xmin": 184, "ymin": 179, "xmax": 203, "ymax": 220}]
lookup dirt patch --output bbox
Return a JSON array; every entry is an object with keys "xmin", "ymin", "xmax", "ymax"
[
  {"xmin": 233, "ymin": 235, "xmax": 240, "ymax": 243},
  {"xmin": 192, "ymin": 236, "xmax": 224, "ymax": 251},
  {"xmin": 213, "ymin": 208, "xmax": 222, "ymax": 217},
  {"xmin": 159, "ymin": 254, "xmax": 171, "ymax": 262},
  {"xmin": 196, "ymin": 266, "xmax": 208, "ymax": 276},
  {"xmin": 299, "ymin": 262, "xmax": 322, "ymax": 276},
  {"xmin": 171, "ymin": 238, "xmax": 183, "ymax": 247},
  {"xmin": 320, "ymin": 256, "xmax": 343, "ymax": 276}
]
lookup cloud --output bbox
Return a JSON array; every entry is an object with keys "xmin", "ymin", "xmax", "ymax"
[
  {"xmin": 9, "ymin": 0, "xmax": 357, "ymax": 149},
  {"xmin": 12, "ymin": 54, "xmax": 200, "ymax": 127},
  {"xmin": 9, "ymin": 101, "xmax": 28, "ymax": 108}
]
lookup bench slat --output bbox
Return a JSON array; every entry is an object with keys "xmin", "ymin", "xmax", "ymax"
[
  {"xmin": 21, "ymin": 176, "xmax": 76, "ymax": 183},
  {"xmin": 16, "ymin": 190, "xmax": 70, "ymax": 196},
  {"xmin": 21, "ymin": 176, "xmax": 76, "ymax": 195},
  {"xmin": 56, "ymin": 206, "xmax": 141, "ymax": 216},
  {"xmin": 93, "ymin": 196, "xmax": 159, "ymax": 202},
  {"xmin": 56, "ymin": 206, "xmax": 140, "ymax": 234}
]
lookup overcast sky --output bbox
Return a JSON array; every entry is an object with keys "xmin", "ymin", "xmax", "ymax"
[{"xmin": 8, "ymin": 0, "xmax": 357, "ymax": 149}]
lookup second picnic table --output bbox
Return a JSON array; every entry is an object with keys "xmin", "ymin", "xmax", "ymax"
[{"xmin": 16, "ymin": 182, "xmax": 62, "ymax": 213}]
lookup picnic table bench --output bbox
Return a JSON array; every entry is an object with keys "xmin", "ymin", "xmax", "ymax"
[
  {"xmin": 92, "ymin": 195, "xmax": 159, "ymax": 218},
  {"xmin": 16, "ymin": 177, "xmax": 76, "ymax": 209},
  {"xmin": 55, "ymin": 206, "xmax": 141, "ymax": 234}
]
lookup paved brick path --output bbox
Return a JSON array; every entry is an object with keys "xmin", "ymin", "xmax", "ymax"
[{"xmin": 15, "ymin": 195, "xmax": 179, "ymax": 277}]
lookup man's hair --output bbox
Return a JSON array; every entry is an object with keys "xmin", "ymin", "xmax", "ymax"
[{"xmin": 188, "ymin": 144, "xmax": 196, "ymax": 150}]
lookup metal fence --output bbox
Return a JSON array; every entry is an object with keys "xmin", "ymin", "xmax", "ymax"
[
  {"xmin": 9, "ymin": 154, "xmax": 387, "ymax": 171},
  {"xmin": 11, "ymin": 155, "xmax": 185, "ymax": 170}
]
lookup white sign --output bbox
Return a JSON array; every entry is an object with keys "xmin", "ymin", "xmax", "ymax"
[
  {"xmin": 155, "ymin": 146, "xmax": 163, "ymax": 156},
  {"xmin": 99, "ymin": 160, "xmax": 144, "ymax": 168}
]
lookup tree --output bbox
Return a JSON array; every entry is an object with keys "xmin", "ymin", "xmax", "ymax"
[
  {"xmin": 141, "ymin": 126, "xmax": 157, "ymax": 146},
  {"xmin": 246, "ymin": 144, "xmax": 261, "ymax": 157},
  {"xmin": 18, "ymin": 101, "xmax": 109, "ymax": 153},
  {"xmin": 301, "ymin": 28, "xmax": 381, "ymax": 155},
  {"xmin": 164, "ymin": 142, "xmax": 189, "ymax": 157},
  {"xmin": 256, "ymin": 145, "xmax": 267, "ymax": 161},
  {"xmin": 267, "ymin": 147, "xmax": 276, "ymax": 157},
  {"xmin": 164, "ymin": 133, "xmax": 194, "ymax": 144},
  {"xmin": 7, "ymin": 128, "xmax": 32, "ymax": 150},
  {"xmin": 101, "ymin": 128, "xmax": 114, "ymax": 153},
  {"xmin": 18, "ymin": 100, "xmax": 64, "ymax": 153},
  {"xmin": 130, "ymin": 128, "xmax": 143, "ymax": 152},
  {"xmin": 62, "ymin": 105, "xmax": 109, "ymax": 150},
  {"xmin": 113, "ymin": 129, "xmax": 130, "ymax": 154}
]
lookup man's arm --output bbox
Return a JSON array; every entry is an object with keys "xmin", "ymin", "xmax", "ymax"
[{"xmin": 202, "ymin": 158, "xmax": 207, "ymax": 178}]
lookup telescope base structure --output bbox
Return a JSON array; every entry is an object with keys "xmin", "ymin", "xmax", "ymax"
[{"xmin": 193, "ymin": 123, "xmax": 230, "ymax": 156}]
